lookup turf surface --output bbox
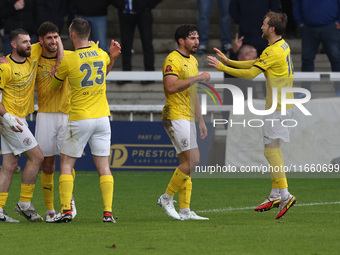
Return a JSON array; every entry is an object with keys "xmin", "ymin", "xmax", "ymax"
[{"xmin": 1, "ymin": 171, "xmax": 340, "ymax": 255}]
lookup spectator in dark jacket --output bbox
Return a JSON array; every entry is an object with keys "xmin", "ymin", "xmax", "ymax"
[
  {"xmin": 71, "ymin": 0, "xmax": 111, "ymax": 53},
  {"xmin": 293, "ymin": 0, "xmax": 340, "ymax": 73},
  {"xmin": 0, "ymin": 0, "xmax": 37, "ymax": 55},
  {"xmin": 36, "ymin": 0, "xmax": 69, "ymax": 33},
  {"xmin": 112, "ymin": 0, "xmax": 162, "ymax": 85},
  {"xmin": 230, "ymin": 0, "xmax": 281, "ymax": 56}
]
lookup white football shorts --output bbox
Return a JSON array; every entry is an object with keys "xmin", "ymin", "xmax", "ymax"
[
  {"xmin": 60, "ymin": 116, "xmax": 111, "ymax": 158},
  {"xmin": 162, "ymin": 119, "xmax": 198, "ymax": 154},
  {"xmin": 262, "ymin": 106, "xmax": 295, "ymax": 145},
  {"xmin": 0, "ymin": 116, "xmax": 38, "ymax": 156},
  {"xmin": 35, "ymin": 112, "xmax": 69, "ymax": 157}
]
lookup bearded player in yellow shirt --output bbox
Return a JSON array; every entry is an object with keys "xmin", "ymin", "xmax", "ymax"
[
  {"xmin": 50, "ymin": 18, "xmax": 121, "ymax": 223},
  {"xmin": 157, "ymin": 25, "xmax": 210, "ymax": 220},
  {"xmin": 208, "ymin": 11, "xmax": 297, "ymax": 219},
  {"xmin": 35, "ymin": 21, "xmax": 77, "ymax": 223},
  {"xmin": 0, "ymin": 29, "xmax": 44, "ymax": 222}
]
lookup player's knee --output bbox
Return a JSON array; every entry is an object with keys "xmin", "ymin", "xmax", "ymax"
[
  {"xmin": 264, "ymin": 150, "xmax": 269, "ymax": 159},
  {"xmin": 188, "ymin": 155, "xmax": 200, "ymax": 171},
  {"xmin": 42, "ymin": 158, "xmax": 56, "ymax": 174},
  {"xmin": 32, "ymin": 151, "xmax": 44, "ymax": 167},
  {"xmin": 191, "ymin": 156, "xmax": 200, "ymax": 168},
  {"xmin": 264, "ymin": 148, "xmax": 273, "ymax": 160},
  {"xmin": 3, "ymin": 160, "xmax": 19, "ymax": 173}
]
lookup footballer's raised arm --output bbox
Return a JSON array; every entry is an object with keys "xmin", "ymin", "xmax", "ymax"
[{"xmin": 107, "ymin": 40, "xmax": 121, "ymax": 74}]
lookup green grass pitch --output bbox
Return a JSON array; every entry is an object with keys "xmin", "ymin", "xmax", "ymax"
[{"xmin": 1, "ymin": 171, "xmax": 340, "ymax": 255}]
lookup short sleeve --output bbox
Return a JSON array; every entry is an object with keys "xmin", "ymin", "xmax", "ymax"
[
  {"xmin": 0, "ymin": 63, "xmax": 12, "ymax": 90},
  {"xmin": 30, "ymin": 43, "xmax": 43, "ymax": 61},
  {"xmin": 54, "ymin": 56, "xmax": 70, "ymax": 81},
  {"xmin": 163, "ymin": 55, "xmax": 181, "ymax": 77}
]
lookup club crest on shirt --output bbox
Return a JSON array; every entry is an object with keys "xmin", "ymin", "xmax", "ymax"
[{"xmin": 165, "ymin": 65, "xmax": 173, "ymax": 73}]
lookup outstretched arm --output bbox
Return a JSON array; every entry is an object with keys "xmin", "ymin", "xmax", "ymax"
[
  {"xmin": 212, "ymin": 48, "xmax": 256, "ymax": 69},
  {"xmin": 164, "ymin": 72, "xmax": 211, "ymax": 95},
  {"xmin": 207, "ymin": 56, "xmax": 262, "ymax": 79}
]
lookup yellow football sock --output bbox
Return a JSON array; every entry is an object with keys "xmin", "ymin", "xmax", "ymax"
[
  {"xmin": 59, "ymin": 174, "xmax": 73, "ymax": 211},
  {"xmin": 41, "ymin": 172, "xmax": 54, "ymax": 211},
  {"xmin": 271, "ymin": 178, "xmax": 279, "ymax": 189},
  {"xmin": 100, "ymin": 175, "xmax": 114, "ymax": 212},
  {"xmin": 20, "ymin": 184, "xmax": 35, "ymax": 202},
  {"xmin": 165, "ymin": 168, "xmax": 190, "ymax": 196},
  {"xmin": 179, "ymin": 178, "xmax": 192, "ymax": 209},
  {"xmin": 264, "ymin": 147, "xmax": 288, "ymax": 189},
  {"xmin": 276, "ymin": 178, "xmax": 288, "ymax": 190},
  {"xmin": 72, "ymin": 168, "xmax": 76, "ymax": 181},
  {"xmin": 0, "ymin": 193, "xmax": 9, "ymax": 209}
]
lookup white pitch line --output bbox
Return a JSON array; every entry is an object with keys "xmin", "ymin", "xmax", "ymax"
[{"xmin": 196, "ymin": 201, "xmax": 340, "ymax": 213}]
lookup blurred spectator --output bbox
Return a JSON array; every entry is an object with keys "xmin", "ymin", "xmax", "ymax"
[
  {"xmin": 0, "ymin": 19, "xmax": 3, "ymax": 46},
  {"xmin": 112, "ymin": 0, "xmax": 162, "ymax": 85},
  {"xmin": 280, "ymin": 0, "xmax": 296, "ymax": 38},
  {"xmin": 36, "ymin": 0, "xmax": 69, "ymax": 33},
  {"xmin": 229, "ymin": 33, "xmax": 258, "ymax": 61},
  {"xmin": 293, "ymin": 0, "xmax": 340, "ymax": 96},
  {"xmin": 71, "ymin": 0, "xmax": 111, "ymax": 53},
  {"xmin": 197, "ymin": 0, "xmax": 232, "ymax": 55},
  {"xmin": 0, "ymin": 0, "xmax": 38, "ymax": 56},
  {"xmin": 230, "ymin": 0, "xmax": 281, "ymax": 56}
]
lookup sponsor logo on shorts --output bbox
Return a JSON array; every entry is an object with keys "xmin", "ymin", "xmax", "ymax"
[
  {"xmin": 23, "ymin": 137, "xmax": 32, "ymax": 146},
  {"xmin": 181, "ymin": 138, "xmax": 189, "ymax": 148}
]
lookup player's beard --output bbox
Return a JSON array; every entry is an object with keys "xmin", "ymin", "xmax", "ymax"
[
  {"xmin": 17, "ymin": 46, "xmax": 31, "ymax": 58},
  {"xmin": 44, "ymin": 43, "xmax": 57, "ymax": 53},
  {"xmin": 190, "ymin": 46, "xmax": 198, "ymax": 54},
  {"xmin": 185, "ymin": 44, "xmax": 198, "ymax": 54},
  {"xmin": 262, "ymin": 28, "xmax": 270, "ymax": 40}
]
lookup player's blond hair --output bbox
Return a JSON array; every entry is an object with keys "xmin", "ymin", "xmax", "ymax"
[{"xmin": 265, "ymin": 11, "xmax": 288, "ymax": 36}]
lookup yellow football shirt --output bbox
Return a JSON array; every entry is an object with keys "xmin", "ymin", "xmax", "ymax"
[
  {"xmin": 253, "ymin": 38, "xmax": 294, "ymax": 110},
  {"xmin": 51, "ymin": 45, "xmax": 110, "ymax": 121},
  {"xmin": 36, "ymin": 50, "xmax": 72, "ymax": 114},
  {"xmin": 162, "ymin": 50, "xmax": 199, "ymax": 121},
  {"xmin": 0, "ymin": 43, "xmax": 41, "ymax": 118}
]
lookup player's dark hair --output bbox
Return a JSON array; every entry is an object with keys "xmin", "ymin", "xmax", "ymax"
[
  {"xmin": 265, "ymin": 11, "xmax": 288, "ymax": 36},
  {"xmin": 10, "ymin": 28, "xmax": 29, "ymax": 42},
  {"xmin": 38, "ymin": 21, "xmax": 59, "ymax": 37},
  {"xmin": 70, "ymin": 18, "xmax": 91, "ymax": 40},
  {"xmin": 174, "ymin": 24, "xmax": 198, "ymax": 45}
]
